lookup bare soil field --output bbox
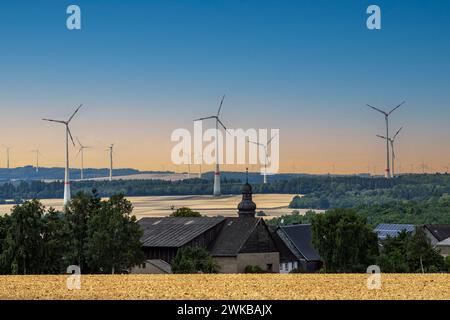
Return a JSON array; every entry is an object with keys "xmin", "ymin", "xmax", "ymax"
[
  {"xmin": 0, "ymin": 194, "xmax": 313, "ymax": 219},
  {"xmin": 0, "ymin": 274, "xmax": 449, "ymax": 300}
]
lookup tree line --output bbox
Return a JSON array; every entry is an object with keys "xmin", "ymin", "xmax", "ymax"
[{"xmin": 0, "ymin": 190, "xmax": 143, "ymax": 274}]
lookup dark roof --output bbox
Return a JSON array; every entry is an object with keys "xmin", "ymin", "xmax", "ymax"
[
  {"xmin": 374, "ymin": 223, "xmax": 415, "ymax": 240},
  {"xmin": 146, "ymin": 259, "xmax": 172, "ymax": 274},
  {"xmin": 424, "ymin": 224, "xmax": 450, "ymax": 242},
  {"xmin": 139, "ymin": 217, "xmax": 225, "ymax": 247},
  {"xmin": 279, "ymin": 224, "xmax": 321, "ymax": 261},
  {"xmin": 209, "ymin": 217, "xmax": 260, "ymax": 256},
  {"xmin": 268, "ymin": 226, "xmax": 298, "ymax": 262}
]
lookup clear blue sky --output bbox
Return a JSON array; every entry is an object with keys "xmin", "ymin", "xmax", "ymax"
[{"xmin": 0, "ymin": 0, "xmax": 449, "ymax": 173}]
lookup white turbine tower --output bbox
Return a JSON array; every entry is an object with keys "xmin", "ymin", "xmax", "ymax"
[
  {"xmin": 377, "ymin": 127, "xmax": 403, "ymax": 178},
  {"xmin": 194, "ymin": 95, "xmax": 229, "ymax": 196},
  {"xmin": 367, "ymin": 101, "xmax": 405, "ymax": 178},
  {"xmin": 248, "ymin": 133, "xmax": 278, "ymax": 184},
  {"xmin": 108, "ymin": 144, "xmax": 114, "ymax": 181},
  {"xmin": 43, "ymin": 104, "xmax": 83, "ymax": 207},
  {"xmin": 31, "ymin": 148, "xmax": 43, "ymax": 172},
  {"xmin": 75, "ymin": 137, "xmax": 91, "ymax": 180}
]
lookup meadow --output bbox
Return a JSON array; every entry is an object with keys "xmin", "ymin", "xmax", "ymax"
[{"xmin": 0, "ymin": 194, "xmax": 306, "ymax": 218}]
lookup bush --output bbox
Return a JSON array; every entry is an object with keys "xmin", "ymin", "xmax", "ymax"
[
  {"xmin": 244, "ymin": 265, "xmax": 265, "ymax": 273},
  {"xmin": 170, "ymin": 207, "xmax": 201, "ymax": 217},
  {"xmin": 171, "ymin": 247, "xmax": 219, "ymax": 274}
]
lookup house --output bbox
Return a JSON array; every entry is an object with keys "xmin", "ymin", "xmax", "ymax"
[
  {"xmin": 423, "ymin": 224, "xmax": 450, "ymax": 257},
  {"xmin": 423, "ymin": 224, "xmax": 450, "ymax": 246},
  {"xmin": 268, "ymin": 225, "xmax": 299, "ymax": 274},
  {"xmin": 135, "ymin": 179, "xmax": 280, "ymax": 273},
  {"xmin": 374, "ymin": 223, "xmax": 415, "ymax": 241},
  {"xmin": 436, "ymin": 238, "xmax": 450, "ymax": 257},
  {"xmin": 274, "ymin": 224, "xmax": 323, "ymax": 273}
]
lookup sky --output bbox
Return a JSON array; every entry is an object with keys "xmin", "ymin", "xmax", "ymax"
[{"xmin": 0, "ymin": 0, "xmax": 449, "ymax": 174}]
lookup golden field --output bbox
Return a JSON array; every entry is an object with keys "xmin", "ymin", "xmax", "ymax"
[
  {"xmin": 0, "ymin": 194, "xmax": 317, "ymax": 219},
  {"xmin": 0, "ymin": 274, "xmax": 449, "ymax": 300}
]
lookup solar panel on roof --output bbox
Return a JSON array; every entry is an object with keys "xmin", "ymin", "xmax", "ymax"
[{"xmin": 374, "ymin": 224, "xmax": 415, "ymax": 240}]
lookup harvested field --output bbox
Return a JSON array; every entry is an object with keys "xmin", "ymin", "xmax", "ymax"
[{"xmin": 0, "ymin": 274, "xmax": 449, "ymax": 300}]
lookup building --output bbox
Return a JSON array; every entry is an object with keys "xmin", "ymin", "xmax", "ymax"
[
  {"xmin": 135, "ymin": 178, "xmax": 280, "ymax": 273},
  {"xmin": 423, "ymin": 224, "xmax": 450, "ymax": 257},
  {"xmin": 274, "ymin": 224, "xmax": 323, "ymax": 273},
  {"xmin": 374, "ymin": 223, "xmax": 415, "ymax": 241},
  {"xmin": 131, "ymin": 259, "xmax": 172, "ymax": 274}
]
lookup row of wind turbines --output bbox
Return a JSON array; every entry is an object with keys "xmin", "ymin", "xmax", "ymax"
[
  {"xmin": 42, "ymin": 105, "xmax": 115, "ymax": 206},
  {"xmin": 366, "ymin": 101, "xmax": 405, "ymax": 178},
  {"xmin": 194, "ymin": 95, "xmax": 277, "ymax": 197}
]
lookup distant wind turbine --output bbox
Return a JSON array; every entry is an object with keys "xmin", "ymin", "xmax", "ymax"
[
  {"xmin": 75, "ymin": 137, "xmax": 91, "ymax": 180},
  {"xmin": 194, "ymin": 95, "xmax": 229, "ymax": 196},
  {"xmin": 31, "ymin": 148, "xmax": 43, "ymax": 172},
  {"xmin": 377, "ymin": 127, "xmax": 403, "ymax": 178},
  {"xmin": 367, "ymin": 101, "xmax": 405, "ymax": 178},
  {"xmin": 2, "ymin": 145, "xmax": 12, "ymax": 169},
  {"xmin": 42, "ymin": 104, "xmax": 83, "ymax": 207},
  {"xmin": 248, "ymin": 133, "xmax": 278, "ymax": 184},
  {"xmin": 108, "ymin": 144, "xmax": 114, "ymax": 181}
]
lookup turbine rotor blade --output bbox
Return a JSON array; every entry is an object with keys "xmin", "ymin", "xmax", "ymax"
[
  {"xmin": 376, "ymin": 134, "xmax": 387, "ymax": 139},
  {"xmin": 217, "ymin": 95, "xmax": 226, "ymax": 116},
  {"xmin": 388, "ymin": 101, "xmax": 405, "ymax": 115},
  {"xmin": 42, "ymin": 118, "xmax": 66, "ymax": 124},
  {"xmin": 366, "ymin": 104, "xmax": 387, "ymax": 116},
  {"xmin": 217, "ymin": 118, "xmax": 228, "ymax": 131},
  {"xmin": 67, "ymin": 104, "xmax": 83, "ymax": 123},
  {"xmin": 194, "ymin": 116, "xmax": 216, "ymax": 121},
  {"xmin": 267, "ymin": 133, "xmax": 278, "ymax": 146},
  {"xmin": 67, "ymin": 126, "xmax": 75, "ymax": 147},
  {"xmin": 393, "ymin": 126, "xmax": 403, "ymax": 140}
]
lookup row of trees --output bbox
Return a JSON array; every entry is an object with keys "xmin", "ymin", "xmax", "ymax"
[
  {"xmin": 3, "ymin": 173, "xmax": 450, "ymax": 204},
  {"xmin": 311, "ymin": 209, "xmax": 449, "ymax": 273},
  {"xmin": 0, "ymin": 190, "xmax": 143, "ymax": 274}
]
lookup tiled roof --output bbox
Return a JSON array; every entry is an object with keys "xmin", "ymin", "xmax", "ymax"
[
  {"xmin": 209, "ymin": 217, "xmax": 260, "ymax": 256},
  {"xmin": 139, "ymin": 217, "xmax": 225, "ymax": 247},
  {"xmin": 425, "ymin": 224, "xmax": 450, "ymax": 242},
  {"xmin": 279, "ymin": 224, "xmax": 321, "ymax": 261}
]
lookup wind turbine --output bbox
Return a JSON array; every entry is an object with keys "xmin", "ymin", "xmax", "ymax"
[
  {"xmin": 248, "ymin": 133, "xmax": 278, "ymax": 184},
  {"xmin": 2, "ymin": 146, "xmax": 12, "ymax": 169},
  {"xmin": 108, "ymin": 144, "xmax": 114, "ymax": 181},
  {"xmin": 377, "ymin": 127, "xmax": 403, "ymax": 178},
  {"xmin": 31, "ymin": 148, "xmax": 43, "ymax": 172},
  {"xmin": 42, "ymin": 104, "xmax": 83, "ymax": 207},
  {"xmin": 75, "ymin": 137, "xmax": 91, "ymax": 180},
  {"xmin": 367, "ymin": 101, "xmax": 405, "ymax": 178},
  {"xmin": 194, "ymin": 95, "xmax": 229, "ymax": 196}
]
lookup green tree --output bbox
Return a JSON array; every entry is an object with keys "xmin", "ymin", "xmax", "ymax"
[
  {"xmin": 0, "ymin": 200, "xmax": 46, "ymax": 274},
  {"xmin": 40, "ymin": 208, "xmax": 72, "ymax": 274},
  {"xmin": 311, "ymin": 208, "xmax": 378, "ymax": 272},
  {"xmin": 65, "ymin": 190, "xmax": 101, "ymax": 271},
  {"xmin": 171, "ymin": 247, "xmax": 219, "ymax": 274},
  {"xmin": 406, "ymin": 227, "xmax": 444, "ymax": 272},
  {"xmin": 170, "ymin": 207, "xmax": 201, "ymax": 217},
  {"xmin": 85, "ymin": 194, "xmax": 144, "ymax": 274},
  {"xmin": 0, "ymin": 215, "xmax": 11, "ymax": 273}
]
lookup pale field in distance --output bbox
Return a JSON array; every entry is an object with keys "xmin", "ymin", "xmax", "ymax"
[
  {"xmin": 0, "ymin": 274, "xmax": 449, "ymax": 300},
  {"xmin": 0, "ymin": 194, "xmax": 316, "ymax": 219}
]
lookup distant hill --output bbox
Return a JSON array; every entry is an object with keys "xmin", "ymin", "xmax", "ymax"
[{"xmin": 0, "ymin": 166, "xmax": 172, "ymax": 182}]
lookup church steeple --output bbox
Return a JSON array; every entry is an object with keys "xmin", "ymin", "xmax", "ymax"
[{"xmin": 238, "ymin": 168, "xmax": 256, "ymax": 217}]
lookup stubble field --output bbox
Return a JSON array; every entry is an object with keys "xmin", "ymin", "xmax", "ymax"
[{"xmin": 0, "ymin": 274, "xmax": 449, "ymax": 300}]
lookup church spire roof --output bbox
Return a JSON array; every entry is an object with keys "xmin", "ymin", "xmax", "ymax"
[{"xmin": 238, "ymin": 168, "xmax": 256, "ymax": 217}]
